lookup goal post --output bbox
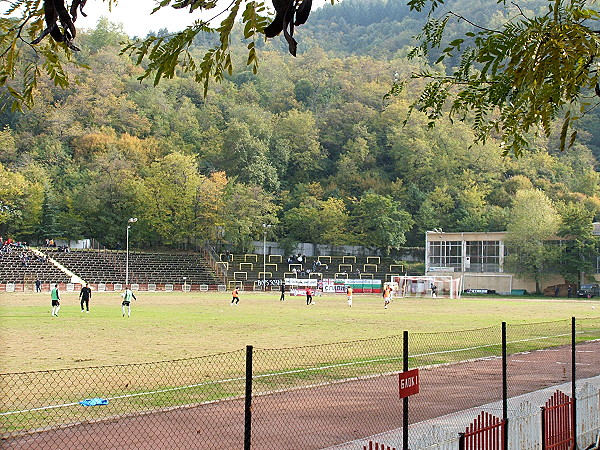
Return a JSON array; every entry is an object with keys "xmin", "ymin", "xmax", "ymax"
[{"xmin": 391, "ymin": 275, "xmax": 462, "ymax": 299}]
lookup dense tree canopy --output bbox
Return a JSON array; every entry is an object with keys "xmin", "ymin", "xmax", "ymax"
[
  {"xmin": 2, "ymin": 0, "xmax": 598, "ymax": 155},
  {"xmin": 0, "ymin": 1, "xmax": 598, "ymax": 254},
  {"xmin": 504, "ymin": 189, "xmax": 561, "ymax": 292},
  {"xmin": 404, "ymin": 0, "xmax": 600, "ymax": 154},
  {"xmin": 557, "ymin": 202, "xmax": 599, "ymax": 284}
]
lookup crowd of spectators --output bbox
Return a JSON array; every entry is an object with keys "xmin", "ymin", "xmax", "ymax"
[
  {"xmin": 287, "ymin": 254, "xmax": 306, "ymax": 265},
  {"xmin": 0, "ymin": 236, "xmax": 28, "ymax": 255},
  {"xmin": 285, "ymin": 254, "xmax": 366, "ymax": 278},
  {"xmin": 0, "ymin": 236, "xmax": 52, "ymax": 265},
  {"xmin": 312, "ymin": 259, "xmax": 329, "ymax": 271},
  {"xmin": 286, "ymin": 254, "xmax": 333, "ymax": 277},
  {"xmin": 42, "ymin": 238, "xmax": 70, "ymax": 252}
]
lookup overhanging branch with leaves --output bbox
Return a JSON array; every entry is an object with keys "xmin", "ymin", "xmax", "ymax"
[{"xmin": 399, "ymin": 0, "xmax": 600, "ymax": 155}]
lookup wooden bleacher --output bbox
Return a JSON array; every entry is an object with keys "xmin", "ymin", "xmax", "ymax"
[
  {"xmin": 0, "ymin": 247, "xmax": 408, "ymax": 289},
  {"xmin": 221, "ymin": 253, "xmax": 402, "ymax": 284},
  {"xmin": 47, "ymin": 249, "xmax": 219, "ymax": 285},
  {"xmin": 0, "ymin": 248, "xmax": 70, "ymax": 284}
]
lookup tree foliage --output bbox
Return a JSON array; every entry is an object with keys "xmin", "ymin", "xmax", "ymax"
[
  {"xmin": 351, "ymin": 192, "xmax": 414, "ymax": 254},
  {"xmin": 504, "ymin": 189, "xmax": 562, "ymax": 292},
  {"xmin": 556, "ymin": 201, "xmax": 599, "ymax": 283},
  {"xmin": 0, "ymin": 162, "xmax": 40, "ymax": 231},
  {"xmin": 3, "ymin": 0, "xmax": 598, "ymax": 155},
  {"xmin": 0, "ymin": 8, "xmax": 599, "ymax": 260},
  {"xmin": 1, "ymin": 0, "xmax": 298, "ymax": 108},
  {"xmin": 403, "ymin": 0, "xmax": 600, "ymax": 154}
]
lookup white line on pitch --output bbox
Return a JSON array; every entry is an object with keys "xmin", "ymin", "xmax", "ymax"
[{"xmin": 555, "ymin": 362, "xmax": 591, "ymax": 365}]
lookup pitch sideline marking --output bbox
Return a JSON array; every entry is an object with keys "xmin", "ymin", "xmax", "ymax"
[{"xmin": 2, "ymin": 333, "xmax": 597, "ymax": 417}]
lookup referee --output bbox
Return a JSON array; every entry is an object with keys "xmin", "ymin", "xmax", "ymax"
[{"xmin": 80, "ymin": 282, "xmax": 92, "ymax": 313}]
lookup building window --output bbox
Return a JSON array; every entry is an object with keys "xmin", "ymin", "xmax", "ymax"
[
  {"xmin": 429, "ymin": 241, "xmax": 462, "ymax": 271},
  {"xmin": 465, "ymin": 240, "xmax": 501, "ymax": 273}
]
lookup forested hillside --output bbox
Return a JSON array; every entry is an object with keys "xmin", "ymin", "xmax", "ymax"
[{"xmin": 1, "ymin": 0, "xmax": 598, "ymax": 253}]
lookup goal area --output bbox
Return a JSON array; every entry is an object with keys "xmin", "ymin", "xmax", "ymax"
[{"xmin": 391, "ymin": 276, "xmax": 462, "ymax": 299}]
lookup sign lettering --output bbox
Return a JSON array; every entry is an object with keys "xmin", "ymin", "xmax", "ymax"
[{"xmin": 399, "ymin": 369, "xmax": 420, "ymax": 398}]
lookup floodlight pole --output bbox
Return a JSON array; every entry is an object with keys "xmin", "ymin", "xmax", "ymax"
[
  {"xmin": 125, "ymin": 218, "xmax": 137, "ymax": 286},
  {"xmin": 262, "ymin": 224, "xmax": 271, "ymax": 291}
]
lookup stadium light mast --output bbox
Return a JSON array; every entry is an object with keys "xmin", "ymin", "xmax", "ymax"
[
  {"xmin": 126, "ymin": 218, "xmax": 138, "ymax": 286},
  {"xmin": 262, "ymin": 223, "xmax": 271, "ymax": 291}
]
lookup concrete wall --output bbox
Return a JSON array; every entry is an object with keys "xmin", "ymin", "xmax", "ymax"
[
  {"xmin": 251, "ymin": 241, "xmax": 426, "ymax": 261},
  {"xmin": 251, "ymin": 241, "xmax": 384, "ymax": 258},
  {"xmin": 50, "ymin": 239, "xmax": 92, "ymax": 249},
  {"xmin": 456, "ymin": 272, "xmax": 568, "ymax": 294}
]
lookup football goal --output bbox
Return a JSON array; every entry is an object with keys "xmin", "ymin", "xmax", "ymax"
[
  {"xmin": 392, "ymin": 275, "xmax": 462, "ymax": 299},
  {"xmin": 462, "ymin": 274, "xmax": 513, "ymax": 295}
]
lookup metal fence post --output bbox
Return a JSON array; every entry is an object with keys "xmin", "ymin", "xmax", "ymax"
[
  {"xmin": 502, "ymin": 321, "xmax": 508, "ymax": 450},
  {"xmin": 571, "ymin": 316, "xmax": 577, "ymax": 449},
  {"xmin": 403, "ymin": 330, "xmax": 409, "ymax": 450},
  {"xmin": 541, "ymin": 406, "xmax": 546, "ymax": 450},
  {"xmin": 244, "ymin": 345, "xmax": 253, "ymax": 450},
  {"xmin": 458, "ymin": 432, "xmax": 465, "ymax": 450}
]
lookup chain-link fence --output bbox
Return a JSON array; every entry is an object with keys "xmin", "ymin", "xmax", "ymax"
[{"xmin": 1, "ymin": 317, "xmax": 599, "ymax": 449}]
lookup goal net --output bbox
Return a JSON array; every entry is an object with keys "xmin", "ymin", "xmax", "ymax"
[
  {"xmin": 462, "ymin": 274, "xmax": 513, "ymax": 295},
  {"xmin": 391, "ymin": 276, "xmax": 462, "ymax": 299}
]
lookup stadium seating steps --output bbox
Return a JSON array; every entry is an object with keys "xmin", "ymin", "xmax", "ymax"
[
  {"xmin": 0, "ymin": 249, "xmax": 71, "ymax": 284},
  {"xmin": 44, "ymin": 249, "xmax": 219, "ymax": 285},
  {"xmin": 1, "ymin": 248, "xmax": 404, "ymax": 287},
  {"xmin": 219, "ymin": 253, "xmax": 404, "ymax": 285}
]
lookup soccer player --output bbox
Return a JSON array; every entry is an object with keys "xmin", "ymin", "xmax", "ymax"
[
  {"xmin": 50, "ymin": 283, "xmax": 61, "ymax": 316},
  {"xmin": 306, "ymin": 287, "xmax": 313, "ymax": 305},
  {"xmin": 80, "ymin": 282, "xmax": 92, "ymax": 313},
  {"xmin": 122, "ymin": 285, "xmax": 137, "ymax": 317},
  {"xmin": 279, "ymin": 282, "xmax": 285, "ymax": 301},
  {"xmin": 346, "ymin": 285, "xmax": 353, "ymax": 307},
  {"xmin": 383, "ymin": 284, "xmax": 392, "ymax": 309},
  {"xmin": 231, "ymin": 287, "xmax": 240, "ymax": 306}
]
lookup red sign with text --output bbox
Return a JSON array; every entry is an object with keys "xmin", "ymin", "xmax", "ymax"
[{"xmin": 399, "ymin": 368, "xmax": 420, "ymax": 398}]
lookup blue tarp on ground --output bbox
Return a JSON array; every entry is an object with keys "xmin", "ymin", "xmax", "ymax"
[{"xmin": 79, "ymin": 398, "xmax": 109, "ymax": 406}]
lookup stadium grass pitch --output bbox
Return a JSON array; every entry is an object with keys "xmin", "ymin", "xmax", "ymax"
[{"xmin": 1, "ymin": 291, "xmax": 599, "ymax": 373}]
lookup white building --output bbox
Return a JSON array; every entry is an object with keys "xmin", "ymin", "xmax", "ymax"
[{"xmin": 425, "ymin": 230, "xmax": 600, "ymax": 295}]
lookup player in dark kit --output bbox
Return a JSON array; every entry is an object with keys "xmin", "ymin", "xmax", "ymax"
[{"xmin": 79, "ymin": 283, "xmax": 92, "ymax": 313}]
